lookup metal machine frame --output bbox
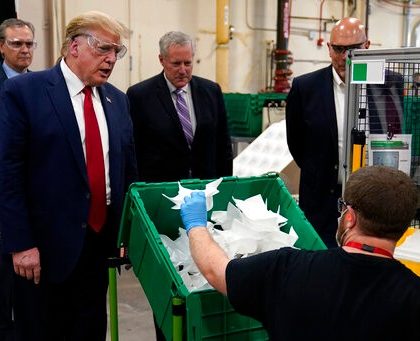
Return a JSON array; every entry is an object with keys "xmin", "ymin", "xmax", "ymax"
[{"xmin": 342, "ymin": 47, "xmax": 420, "ymax": 225}]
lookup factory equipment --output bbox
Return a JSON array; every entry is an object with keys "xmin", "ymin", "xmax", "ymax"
[{"xmin": 343, "ymin": 47, "xmax": 420, "ymax": 227}]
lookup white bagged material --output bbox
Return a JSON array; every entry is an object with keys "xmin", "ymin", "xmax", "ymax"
[
  {"xmin": 161, "ymin": 187, "xmax": 298, "ymax": 292},
  {"xmin": 163, "ymin": 178, "xmax": 223, "ymax": 210}
]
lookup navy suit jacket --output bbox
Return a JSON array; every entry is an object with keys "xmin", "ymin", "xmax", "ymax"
[
  {"xmin": 126, "ymin": 72, "xmax": 233, "ymax": 182},
  {"xmin": 286, "ymin": 65, "xmax": 339, "ymax": 245},
  {"xmin": 0, "ymin": 63, "xmax": 8, "ymax": 89},
  {"xmin": 0, "ymin": 64, "xmax": 137, "ymax": 282}
]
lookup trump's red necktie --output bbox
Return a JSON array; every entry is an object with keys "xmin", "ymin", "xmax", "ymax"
[{"xmin": 82, "ymin": 86, "xmax": 106, "ymax": 232}]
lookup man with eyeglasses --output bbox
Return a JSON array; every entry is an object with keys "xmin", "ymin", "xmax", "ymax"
[
  {"xmin": 178, "ymin": 165, "xmax": 420, "ymax": 339},
  {"xmin": 0, "ymin": 17, "xmax": 36, "ymax": 341},
  {"xmin": 0, "ymin": 18, "xmax": 36, "ymax": 90},
  {"xmin": 286, "ymin": 17, "xmax": 371, "ymax": 248},
  {"xmin": 0, "ymin": 11, "xmax": 137, "ymax": 341}
]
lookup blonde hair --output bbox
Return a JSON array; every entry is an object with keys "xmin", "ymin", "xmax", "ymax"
[{"xmin": 60, "ymin": 11, "xmax": 128, "ymax": 57}]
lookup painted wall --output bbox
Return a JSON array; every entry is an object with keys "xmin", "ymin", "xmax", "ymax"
[{"xmin": 15, "ymin": 0, "xmax": 420, "ymax": 92}]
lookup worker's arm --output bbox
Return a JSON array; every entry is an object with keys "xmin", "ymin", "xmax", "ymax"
[{"xmin": 180, "ymin": 192, "xmax": 230, "ymax": 295}]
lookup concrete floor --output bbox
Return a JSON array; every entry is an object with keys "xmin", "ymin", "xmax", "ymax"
[{"xmin": 106, "ymin": 269, "xmax": 156, "ymax": 341}]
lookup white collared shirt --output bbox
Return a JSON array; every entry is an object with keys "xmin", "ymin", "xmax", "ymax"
[
  {"xmin": 164, "ymin": 73, "xmax": 197, "ymax": 134},
  {"xmin": 60, "ymin": 59, "xmax": 111, "ymax": 204},
  {"xmin": 332, "ymin": 67, "xmax": 346, "ymax": 184}
]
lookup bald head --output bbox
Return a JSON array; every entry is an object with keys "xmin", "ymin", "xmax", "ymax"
[
  {"xmin": 328, "ymin": 17, "xmax": 370, "ymax": 81},
  {"xmin": 330, "ymin": 17, "xmax": 367, "ymax": 45}
]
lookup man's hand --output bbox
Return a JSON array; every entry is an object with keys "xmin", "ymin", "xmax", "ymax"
[
  {"xmin": 180, "ymin": 191, "xmax": 207, "ymax": 234},
  {"xmin": 12, "ymin": 247, "xmax": 41, "ymax": 284}
]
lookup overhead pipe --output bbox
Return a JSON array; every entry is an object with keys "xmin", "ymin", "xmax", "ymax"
[
  {"xmin": 245, "ymin": 0, "xmax": 341, "ymax": 32},
  {"xmin": 317, "ymin": 0, "xmax": 326, "ymax": 46},
  {"xmin": 216, "ymin": 0, "xmax": 230, "ymax": 92},
  {"xmin": 402, "ymin": 0, "xmax": 413, "ymax": 47},
  {"xmin": 273, "ymin": 0, "xmax": 292, "ymax": 93},
  {"xmin": 365, "ymin": 0, "xmax": 370, "ymax": 40}
]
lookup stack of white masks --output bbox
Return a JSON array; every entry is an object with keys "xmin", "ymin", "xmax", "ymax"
[{"xmin": 161, "ymin": 179, "xmax": 298, "ymax": 292}]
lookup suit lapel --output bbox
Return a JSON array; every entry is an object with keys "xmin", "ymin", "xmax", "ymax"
[
  {"xmin": 46, "ymin": 65, "xmax": 88, "ymax": 184},
  {"xmin": 323, "ymin": 66, "xmax": 339, "ymax": 149},
  {"xmin": 156, "ymin": 73, "xmax": 179, "ymax": 120},
  {"xmin": 98, "ymin": 86, "xmax": 119, "ymax": 194},
  {"xmin": 0, "ymin": 64, "xmax": 8, "ymax": 84},
  {"xmin": 189, "ymin": 77, "xmax": 202, "ymax": 128}
]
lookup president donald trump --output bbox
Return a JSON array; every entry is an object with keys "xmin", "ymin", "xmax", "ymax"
[{"xmin": 0, "ymin": 11, "xmax": 137, "ymax": 340}]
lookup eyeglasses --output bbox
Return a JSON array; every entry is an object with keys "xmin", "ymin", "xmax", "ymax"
[
  {"xmin": 83, "ymin": 34, "xmax": 127, "ymax": 60},
  {"xmin": 4, "ymin": 39, "xmax": 37, "ymax": 50},
  {"xmin": 337, "ymin": 197, "xmax": 349, "ymax": 213},
  {"xmin": 330, "ymin": 42, "xmax": 365, "ymax": 54}
]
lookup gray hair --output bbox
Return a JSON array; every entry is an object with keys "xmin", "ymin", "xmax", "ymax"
[
  {"xmin": 159, "ymin": 31, "xmax": 195, "ymax": 57},
  {"xmin": 0, "ymin": 18, "xmax": 35, "ymax": 41}
]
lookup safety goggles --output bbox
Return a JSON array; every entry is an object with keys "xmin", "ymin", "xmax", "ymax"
[
  {"xmin": 337, "ymin": 197, "xmax": 349, "ymax": 213},
  {"xmin": 330, "ymin": 41, "xmax": 366, "ymax": 54},
  {"xmin": 4, "ymin": 38, "xmax": 37, "ymax": 50},
  {"xmin": 82, "ymin": 33, "xmax": 127, "ymax": 60}
]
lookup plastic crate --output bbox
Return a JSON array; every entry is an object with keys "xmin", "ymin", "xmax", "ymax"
[
  {"xmin": 118, "ymin": 174, "xmax": 326, "ymax": 340},
  {"xmin": 224, "ymin": 93, "xmax": 287, "ymax": 137}
]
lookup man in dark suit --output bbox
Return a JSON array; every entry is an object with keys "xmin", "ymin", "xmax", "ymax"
[
  {"xmin": 127, "ymin": 30, "xmax": 232, "ymax": 340},
  {"xmin": 0, "ymin": 18, "xmax": 35, "ymax": 88},
  {"xmin": 0, "ymin": 11, "xmax": 137, "ymax": 341},
  {"xmin": 0, "ymin": 17, "xmax": 36, "ymax": 340},
  {"xmin": 127, "ymin": 31, "xmax": 233, "ymax": 183},
  {"xmin": 286, "ymin": 18, "xmax": 370, "ymax": 248}
]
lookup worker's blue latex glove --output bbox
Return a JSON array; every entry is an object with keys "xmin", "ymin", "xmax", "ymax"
[{"xmin": 180, "ymin": 191, "xmax": 207, "ymax": 234}]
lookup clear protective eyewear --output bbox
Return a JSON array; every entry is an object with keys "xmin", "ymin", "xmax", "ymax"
[
  {"xmin": 337, "ymin": 197, "xmax": 349, "ymax": 214},
  {"xmin": 337, "ymin": 197, "xmax": 358, "ymax": 214},
  {"xmin": 330, "ymin": 41, "xmax": 366, "ymax": 55},
  {"xmin": 84, "ymin": 34, "xmax": 127, "ymax": 60},
  {"xmin": 5, "ymin": 38, "xmax": 37, "ymax": 50}
]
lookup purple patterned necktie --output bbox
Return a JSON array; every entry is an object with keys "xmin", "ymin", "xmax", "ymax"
[{"xmin": 174, "ymin": 88, "xmax": 193, "ymax": 146}]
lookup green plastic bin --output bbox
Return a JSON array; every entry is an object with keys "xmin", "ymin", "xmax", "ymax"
[
  {"xmin": 223, "ymin": 93, "xmax": 287, "ymax": 137},
  {"xmin": 118, "ymin": 174, "xmax": 326, "ymax": 340}
]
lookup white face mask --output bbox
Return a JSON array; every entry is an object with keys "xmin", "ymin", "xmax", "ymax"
[{"xmin": 335, "ymin": 227, "xmax": 350, "ymax": 247}]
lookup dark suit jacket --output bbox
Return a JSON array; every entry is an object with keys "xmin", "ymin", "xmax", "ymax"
[
  {"xmin": 0, "ymin": 62, "xmax": 32, "ymax": 91},
  {"xmin": 0, "ymin": 63, "xmax": 8, "ymax": 89},
  {"xmin": 126, "ymin": 72, "xmax": 233, "ymax": 182},
  {"xmin": 0, "ymin": 64, "xmax": 137, "ymax": 282},
  {"xmin": 286, "ymin": 65, "xmax": 339, "ymax": 246},
  {"xmin": 367, "ymin": 69, "xmax": 404, "ymax": 135}
]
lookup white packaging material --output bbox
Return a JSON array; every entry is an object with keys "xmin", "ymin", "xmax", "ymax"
[
  {"xmin": 233, "ymin": 120, "xmax": 293, "ymax": 177},
  {"xmin": 161, "ymin": 188, "xmax": 298, "ymax": 292},
  {"xmin": 163, "ymin": 177, "xmax": 223, "ymax": 210}
]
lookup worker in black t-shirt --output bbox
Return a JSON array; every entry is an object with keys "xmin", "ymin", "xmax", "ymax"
[{"xmin": 180, "ymin": 166, "xmax": 420, "ymax": 340}]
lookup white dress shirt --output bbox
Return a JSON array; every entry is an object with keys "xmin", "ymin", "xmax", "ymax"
[
  {"xmin": 332, "ymin": 67, "xmax": 346, "ymax": 184},
  {"xmin": 60, "ymin": 59, "xmax": 111, "ymax": 204},
  {"xmin": 164, "ymin": 73, "xmax": 197, "ymax": 134}
]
